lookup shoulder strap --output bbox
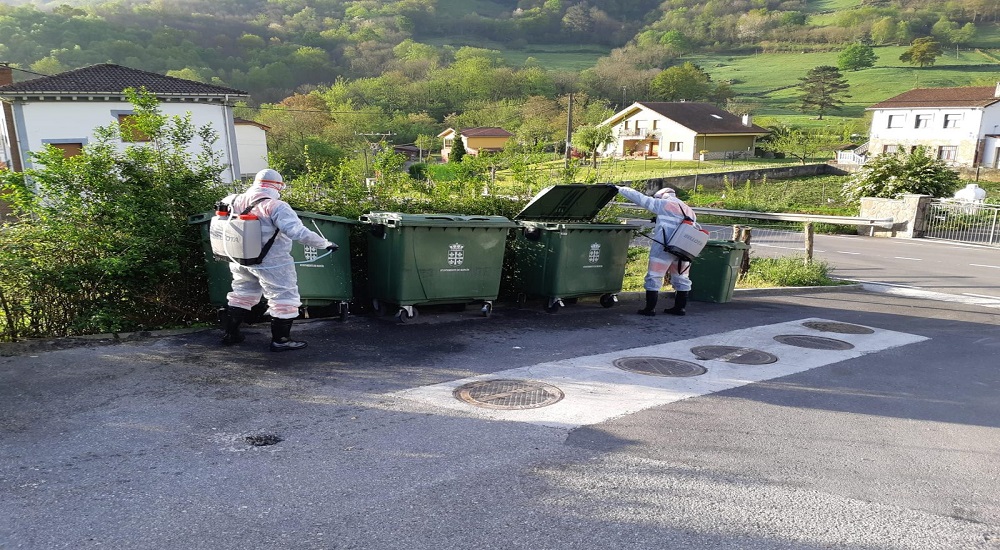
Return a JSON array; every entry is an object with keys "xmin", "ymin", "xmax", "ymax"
[{"xmin": 240, "ymin": 197, "xmax": 270, "ymax": 216}]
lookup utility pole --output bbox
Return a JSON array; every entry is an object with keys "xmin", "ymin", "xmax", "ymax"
[
  {"xmin": 564, "ymin": 93, "xmax": 573, "ymax": 170},
  {"xmin": 356, "ymin": 131, "xmax": 395, "ymax": 180}
]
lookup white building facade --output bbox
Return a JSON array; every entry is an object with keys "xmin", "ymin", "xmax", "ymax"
[
  {"xmin": 867, "ymin": 85, "xmax": 1000, "ymax": 168},
  {"xmin": 0, "ymin": 64, "xmax": 252, "ymax": 182}
]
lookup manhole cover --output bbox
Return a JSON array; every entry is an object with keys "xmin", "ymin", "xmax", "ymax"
[
  {"xmin": 613, "ymin": 356, "xmax": 707, "ymax": 377},
  {"xmin": 245, "ymin": 434, "xmax": 282, "ymax": 447},
  {"xmin": 774, "ymin": 334, "xmax": 855, "ymax": 350},
  {"xmin": 802, "ymin": 321, "xmax": 875, "ymax": 334},
  {"xmin": 453, "ymin": 379, "xmax": 564, "ymax": 410},
  {"xmin": 690, "ymin": 346, "xmax": 778, "ymax": 365}
]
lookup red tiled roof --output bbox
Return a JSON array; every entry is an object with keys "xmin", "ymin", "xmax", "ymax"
[
  {"xmin": 869, "ymin": 86, "xmax": 1000, "ymax": 109},
  {"xmin": 460, "ymin": 127, "xmax": 513, "ymax": 137},
  {"xmin": 0, "ymin": 64, "xmax": 247, "ymax": 97}
]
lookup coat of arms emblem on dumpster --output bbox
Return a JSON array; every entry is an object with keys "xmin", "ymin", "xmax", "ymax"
[
  {"xmin": 588, "ymin": 243, "xmax": 601, "ymax": 263},
  {"xmin": 448, "ymin": 243, "xmax": 465, "ymax": 266}
]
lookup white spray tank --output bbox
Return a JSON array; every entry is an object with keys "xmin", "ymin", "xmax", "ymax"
[
  {"xmin": 209, "ymin": 201, "xmax": 265, "ymax": 264},
  {"xmin": 953, "ymin": 183, "xmax": 987, "ymax": 202}
]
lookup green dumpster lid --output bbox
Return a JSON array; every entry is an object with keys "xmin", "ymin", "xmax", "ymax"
[
  {"xmin": 361, "ymin": 212, "xmax": 515, "ymax": 228},
  {"xmin": 515, "ymin": 184, "xmax": 619, "ymax": 222}
]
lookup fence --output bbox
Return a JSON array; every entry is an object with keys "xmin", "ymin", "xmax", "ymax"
[
  {"xmin": 923, "ymin": 199, "xmax": 1000, "ymax": 246},
  {"xmin": 620, "ymin": 204, "xmax": 893, "ymax": 263}
]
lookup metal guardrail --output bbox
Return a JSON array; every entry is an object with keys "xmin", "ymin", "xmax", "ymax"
[{"xmin": 617, "ymin": 204, "xmax": 895, "ymax": 229}]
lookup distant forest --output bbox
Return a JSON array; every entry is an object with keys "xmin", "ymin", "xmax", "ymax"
[{"xmin": 2, "ymin": 0, "xmax": 998, "ymax": 104}]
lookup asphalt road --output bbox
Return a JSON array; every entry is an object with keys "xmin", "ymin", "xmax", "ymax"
[{"xmin": 2, "ymin": 282, "xmax": 999, "ymax": 548}]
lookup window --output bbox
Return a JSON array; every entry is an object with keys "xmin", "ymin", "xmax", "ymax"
[
  {"xmin": 943, "ymin": 114, "xmax": 962, "ymax": 128},
  {"xmin": 117, "ymin": 114, "xmax": 150, "ymax": 142},
  {"xmin": 887, "ymin": 115, "xmax": 905, "ymax": 128},
  {"xmin": 937, "ymin": 145, "xmax": 957, "ymax": 161},
  {"xmin": 914, "ymin": 114, "xmax": 931, "ymax": 129},
  {"xmin": 882, "ymin": 144, "xmax": 899, "ymax": 154},
  {"xmin": 42, "ymin": 140, "xmax": 86, "ymax": 158},
  {"xmin": 51, "ymin": 143, "xmax": 83, "ymax": 158},
  {"xmin": 669, "ymin": 142, "xmax": 683, "ymax": 152}
]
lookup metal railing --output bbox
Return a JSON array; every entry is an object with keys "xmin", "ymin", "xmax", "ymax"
[
  {"xmin": 618, "ymin": 204, "xmax": 894, "ymax": 260},
  {"xmin": 924, "ymin": 199, "xmax": 1000, "ymax": 246}
]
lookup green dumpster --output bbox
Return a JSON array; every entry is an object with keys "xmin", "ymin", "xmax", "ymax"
[
  {"xmin": 360, "ymin": 212, "xmax": 515, "ymax": 321},
  {"xmin": 688, "ymin": 240, "xmax": 749, "ymax": 303},
  {"xmin": 188, "ymin": 210, "xmax": 356, "ymax": 320},
  {"xmin": 510, "ymin": 184, "xmax": 635, "ymax": 312}
]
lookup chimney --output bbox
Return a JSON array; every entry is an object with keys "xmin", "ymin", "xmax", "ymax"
[
  {"xmin": 742, "ymin": 113, "xmax": 752, "ymax": 127},
  {"xmin": 0, "ymin": 62, "xmax": 23, "ymax": 172}
]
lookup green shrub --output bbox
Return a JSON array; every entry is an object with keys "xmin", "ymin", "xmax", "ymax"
[{"xmin": 0, "ymin": 89, "xmax": 226, "ymax": 341}]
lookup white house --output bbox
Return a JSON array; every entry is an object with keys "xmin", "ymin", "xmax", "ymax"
[
  {"xmin": 866, "ymin": 84, "xmax": 1000, "ymax": 168},
  {"xmin": 0, "ymin": 63, "xmax": 252, "ymax": 182},
  {"xmin": 233, "ymin": 118, "xmax": 270, "ymax": 179},
  {"xmin": 597, "ymin": 102, "xmax": 768, "ymax": 161}
]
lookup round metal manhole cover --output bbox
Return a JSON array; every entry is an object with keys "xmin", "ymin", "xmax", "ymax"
[
  {"xmin": 774, "ymin": 334, "xmax": 855, "ymax": 350},
  {"xmin": 690, "ymin": 346, "xmax": 778, "ymax": 365},
  {"xmin": 453, "ymin": 379, "xmax": 564, "ymax": 410},
  {"xmin": 613, "ymin": 356, "xmax": 707, "ymax": 377},
  {"xmin": 802, "ymin": 321, "xmax": 875, "ymax": 335}
]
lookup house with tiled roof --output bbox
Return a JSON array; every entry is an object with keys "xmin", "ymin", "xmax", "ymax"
[
  {"xmin": 0, "ymin": 63, "xmax": 256, "ymax": 182},
  {"xmin": 863, "ymin": 84, "xmax": 1000, "ymax": 168},
  {"xmin": 437, "ymin": 127, "xmax": 512, "ymax": 162},
  {"xmin": 597, "ymin": 102, "xmax": 768, "ymax": 161}
]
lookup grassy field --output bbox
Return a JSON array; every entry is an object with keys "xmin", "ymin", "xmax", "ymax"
[{"xmin": 499, "ymin": 45, "xmax": 612, "ymax": 72}]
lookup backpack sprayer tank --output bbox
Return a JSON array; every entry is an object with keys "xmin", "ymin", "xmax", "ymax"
[{"xmin": 209, "ymin": 201, "xmax": 266, "ymax": 264}]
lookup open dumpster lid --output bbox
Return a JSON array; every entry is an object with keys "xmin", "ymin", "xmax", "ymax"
[{"xmin": 515, "ymin": 184, "xmax": 619, "ymax": 222}]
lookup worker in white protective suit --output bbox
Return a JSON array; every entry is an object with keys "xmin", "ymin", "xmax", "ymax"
[
  {"xmin": 615, "ymin": 185, "xmax": 697, "ymax": 316},
  {"xmin": 221, "ymin": 169, "xmax": 338, "ymax": 351}
]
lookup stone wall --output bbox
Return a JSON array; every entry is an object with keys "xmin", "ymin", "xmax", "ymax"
[
  {"xmin": 858, "ymin": 194, "xmax": 933, "ymax": 238},
  {"xmin": 626, "ymin": 163, "xmax": 846, "ymax": 194}
]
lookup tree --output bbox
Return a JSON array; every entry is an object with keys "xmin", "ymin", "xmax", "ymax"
[
  {"xmin": 571, "ymin": 124, "xmax": 614, "ymax": 168},
  {"xmin": 841, "ymin": 146, "xmax": 961, "ymax": 203},
  {"xmin": 414, "ymin": 134, "xmax": 436, "ymax": 162},
  {"xmin": 797, "ymin": 66, "xmax": 850, "ymax": 120},
  {"xmin": 900, "ymin": 37, "xmax": 943, "ymax": 67},
  {"xmin": 837, "ymin": 43, "xmax": 877, "ymax": 71},
  {"xmin": 650, "ymin": 62, "xmax": 715, "ymax": 102},
  {"xmin": 757, "ymin": 125, "xmax": 837, "ymax": 165},
  {"xmin": 449, "ymin": 132, "xmax": 466, "ymax": 163}
]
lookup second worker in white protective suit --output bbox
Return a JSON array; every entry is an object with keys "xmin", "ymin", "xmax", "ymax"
[
  {"xmin": 221, "ymin": 169, "xmax": 338, "ymax": 351},
  {"xmin": 616, "ymin": 185, "xmax": 697, "ymax": 316}
]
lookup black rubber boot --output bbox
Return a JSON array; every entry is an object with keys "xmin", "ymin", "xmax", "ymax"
[
  {"xmin": 637, "ymin": 290, "xmax": 658, "ymax": 316},
  {"xmin": 664, "ymin": 291, "xmax": 688, "ymax": 316},
  {"xmin": 221, "ymin": 306, "xmax": 247, "ymax": 345},
  {"xmin": 270, "ymin": 318, "xmax": 307, "ymax": 352}
]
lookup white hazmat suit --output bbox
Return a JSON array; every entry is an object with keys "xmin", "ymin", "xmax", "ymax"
[
  {"xmin": 221, "ymin": 169, "xmax": 336, "ymax": 351},
  {"xmin": 616, "ymin": 185, "xmax": 697, "ymax": 315}
]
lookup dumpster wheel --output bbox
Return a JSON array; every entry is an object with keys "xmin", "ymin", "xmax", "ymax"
[
  {"xmin": 481, "ymin": 301, "xmax": 493, "ymax": 318},
  {"xmin": 338, "ymin": 302, "xmax": 349, "ymax": 322},
  {"xmin": 396, "ymin": 306, "xmax": 418, "ymax": 323},
  {"xmin": 545, "ymin": 298, "xmax": 564, "ymax": 314},
  {"xmin": 600, "ymin": 293, "xmax": 618, "ymax": 308}
]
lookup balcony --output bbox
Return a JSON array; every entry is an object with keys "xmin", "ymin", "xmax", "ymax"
[{"xmin": 618, "ymin": 128, "xmax": 658, "ymax": 139}]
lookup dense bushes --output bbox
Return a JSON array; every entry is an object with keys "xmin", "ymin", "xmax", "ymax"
[{"xmin": 0, "ymin": 90, "xmax": 230, "ymax": 341}]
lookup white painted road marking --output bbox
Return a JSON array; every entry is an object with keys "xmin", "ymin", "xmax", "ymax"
[
  {"xmin": 970, "ymin": 264, "xmax": 1000, "ymax": 269},
  {"xmin": 392, "ymin": 318, "xmax": 927, "ymax": 430},
  {"xmin": 893, "ymin": 256, "xmax": 923, "ymax": 261},
  {"xmin": 838, "ymin": 251, "xmax": 861, "ymax": 255},
  {"xmin": 863, "ymin": 283, "xmax": 1000, "ymax": 309}
]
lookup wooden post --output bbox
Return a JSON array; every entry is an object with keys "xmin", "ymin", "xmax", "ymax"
[
  {"xmin": 731, "ymin": 225, "xmax": 742, "ymax": 241},
  {"xmin": 804, "ymin": 222, "xmax": 814, "ymax": 264},
  {"xmin": 738, "ymin": 226, "xmax": 752, "ymax": 276}
]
